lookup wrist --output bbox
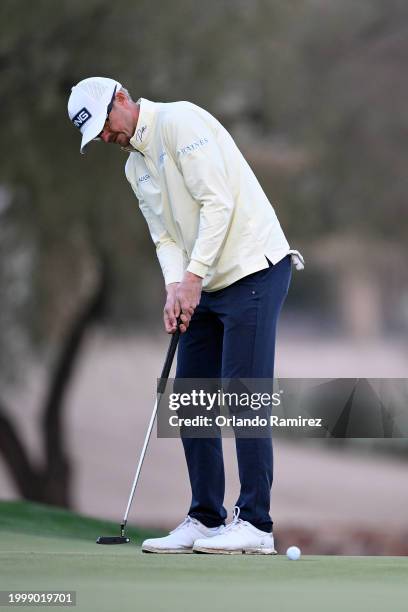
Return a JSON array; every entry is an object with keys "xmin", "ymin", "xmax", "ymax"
[
  {"xmin": 166, "ymin": 282, "xmax": 179, "ymax": 294},
  {"xmin": 183, "ymin": 271, "xmax": 203, "ymax": 283}
]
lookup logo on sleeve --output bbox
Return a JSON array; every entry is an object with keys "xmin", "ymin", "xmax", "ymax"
[
  {"xmin": 177, "ymin": 137, "xmax": 209, "ymax": 156},
  {"xmin": 72, "ymin": 107, "xmax": 92, "ymax": 130}
]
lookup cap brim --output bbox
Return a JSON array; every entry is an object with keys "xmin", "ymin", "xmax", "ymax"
[{"xmin": 80, "ymin": 111, "xmax": 107, "ymax": 154}]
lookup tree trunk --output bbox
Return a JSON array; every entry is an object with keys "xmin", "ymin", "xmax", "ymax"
[{"xmin": 0, "ymin": 256, "xmax": 109, "ymax": 508}]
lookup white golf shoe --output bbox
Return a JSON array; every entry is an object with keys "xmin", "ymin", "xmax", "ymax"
[
  {"xmin": 193, "ymin": 507, "xmax": 277, "ymax": 555},
  {"xmin": 142, "ymin": 516, "xmax": 224, "ymax": 553}
]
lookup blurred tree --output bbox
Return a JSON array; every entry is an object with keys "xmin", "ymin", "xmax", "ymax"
[
  {"xmin": 0, "ymin": 258, "xmax": 108, "ymax": 506},
  {"xmin": 2, "ymin": 0, "xmax": 405, "ymax": 365},
  {"xmin": 1, "ymin": 0, "xmax": 407, "ymax": 505}
]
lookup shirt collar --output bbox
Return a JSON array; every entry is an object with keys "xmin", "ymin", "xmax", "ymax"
[{"xmin": 129, "ymin": 98, "xmax": 158, "ymax": 152}]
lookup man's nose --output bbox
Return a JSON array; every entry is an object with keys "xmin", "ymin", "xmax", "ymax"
[{"xmin": 100, "ymin": 129, "xmax": 110, "ymax": 143}]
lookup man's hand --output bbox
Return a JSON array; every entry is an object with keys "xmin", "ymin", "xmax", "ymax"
[{"xmin": 164, "ymin": 272, "xmax": 203, "ymax": 334}]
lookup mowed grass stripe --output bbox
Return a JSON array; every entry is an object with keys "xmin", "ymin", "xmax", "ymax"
[
  {"xmin": 1, "ymin": 501, "xmax": 407, "ymax": 612},
  {"xmin": 0, "ymin": 500, "xmax": 162, "ymax": 542}
]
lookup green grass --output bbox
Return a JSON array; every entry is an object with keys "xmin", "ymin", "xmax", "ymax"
[
  {"xmin": 1, "ymin": 502, "xmax": 407, "ymax": 612},
  {"xmin": 0, "ymin": 500, "xmax": 158, "ymax": 543}
]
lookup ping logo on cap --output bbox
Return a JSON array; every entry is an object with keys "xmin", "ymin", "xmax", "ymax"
[{"xmin": 72, "ymin": 107, "xmax": 92, "ymax": 129}]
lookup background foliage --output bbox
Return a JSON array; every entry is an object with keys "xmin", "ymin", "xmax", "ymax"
[{"xmin": 1, "ymin": 0, "xmax": 407, "ymax": 379}]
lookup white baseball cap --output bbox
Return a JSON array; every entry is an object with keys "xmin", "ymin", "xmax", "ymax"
[{"xmin": 68, "ymin": 77, "xmax": 122, "ymax": 154}]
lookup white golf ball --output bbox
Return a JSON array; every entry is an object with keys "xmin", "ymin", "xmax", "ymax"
[{"xmin": 286, "ymin": 545, "xmax": 301, "ymax": 560}]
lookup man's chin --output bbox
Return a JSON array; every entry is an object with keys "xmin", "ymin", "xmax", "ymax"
[{"xmin": 115, "ymin": 134, "xmax": 130, "ymax": 147}]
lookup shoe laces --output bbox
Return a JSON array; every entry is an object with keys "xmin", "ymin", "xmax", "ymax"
[
  {"xmin": 169, "ymin": 516, "xmax": 195, "ymax": 534},
  {"xmin": 224, "ymin": 506, "xmax": 244, "ymax": 532}
]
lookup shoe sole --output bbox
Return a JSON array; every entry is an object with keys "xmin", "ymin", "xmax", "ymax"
[
  {"xmin": 193, "ymin": 546, "xmax": 277, "ymax": 555},
  {"xmin": 142, "ymin": 546, "xmax": 193, "ymax": 554}
]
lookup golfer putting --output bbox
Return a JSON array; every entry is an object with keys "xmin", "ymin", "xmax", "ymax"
[{"xmin": 68, "ymin": 77, "xmax": 304, "ymax": 554}]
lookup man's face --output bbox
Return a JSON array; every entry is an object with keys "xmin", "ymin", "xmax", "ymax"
[{"xmin": 98, "ymin": 91, "xmax": 137, "ymax": 148}]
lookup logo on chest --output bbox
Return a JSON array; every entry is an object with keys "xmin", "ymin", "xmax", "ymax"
[
  {"xmin": 135, "ymin": 125, "xmax": 147, "ymax": 142},
  {"xmin": 138, "ymin": 174, "xmax": 150, "ymax": 183}
]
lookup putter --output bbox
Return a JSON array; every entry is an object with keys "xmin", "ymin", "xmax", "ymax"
[{"xmin": 96, "ymin": 320, "xmax": 182, "ymax": 544}]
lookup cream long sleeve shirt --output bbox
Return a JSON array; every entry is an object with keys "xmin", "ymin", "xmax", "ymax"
[{"xmin": 125, "ymin": 98, "xmax": 303, "ymax": 291}]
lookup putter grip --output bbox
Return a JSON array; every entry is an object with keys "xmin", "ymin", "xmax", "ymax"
[{"xmin": 157, "ymin": 318, "xmax": 181, "ymax": 393}]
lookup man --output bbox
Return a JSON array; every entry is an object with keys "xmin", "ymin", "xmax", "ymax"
[{"xmin": 68, "ymin": 76, "xmax": 303, "ymax": 555}]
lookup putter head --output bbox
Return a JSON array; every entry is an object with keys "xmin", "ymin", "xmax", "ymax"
[{"xmin": 96, "ymin": 536, "xmax": 130, "ymax": 545}]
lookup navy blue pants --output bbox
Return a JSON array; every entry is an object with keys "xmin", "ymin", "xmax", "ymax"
[{"xmin": 176, "ymin": 255, "xmax": 292, "ymax": 532}]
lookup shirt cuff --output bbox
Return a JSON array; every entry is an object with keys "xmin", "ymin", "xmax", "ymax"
[
  {"xmin": 187, "ymin": 259, "xmax": 209, "ymax": 278},
  {"xmin": 163, "ymin": 270, "xmax": 184, "ymax": 285}
]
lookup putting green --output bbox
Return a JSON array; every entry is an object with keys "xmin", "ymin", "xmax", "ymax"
[{"xmin": 1, "ymin": 502, "xmax": 407, "ymax": 612}]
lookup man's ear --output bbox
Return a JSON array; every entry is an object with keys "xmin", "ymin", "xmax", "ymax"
[{"xmin": 115, "ymin": 90, "xmax": 128, "ymax": 105}]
